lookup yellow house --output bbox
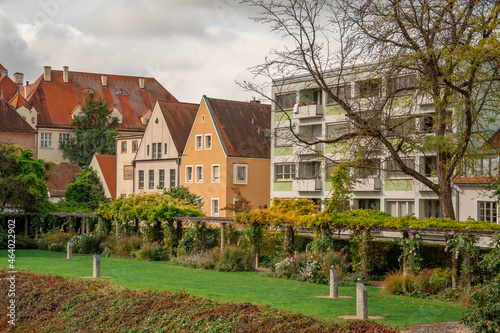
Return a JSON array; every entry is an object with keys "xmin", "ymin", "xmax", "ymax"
[{"xmin": 181, "ymin": 96, "xmax": 271, "ymax": 217}]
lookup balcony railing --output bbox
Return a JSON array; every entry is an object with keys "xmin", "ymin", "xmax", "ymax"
[
  {"xmin": 293, "ymin": 142, "xmax": 323, "ymax": 155},
  {"xmin": 412, "ymin": 177, "xmax": 437, "ymax": 191},
  {"xmin": 294, "ymin": 104, "xmax": 324, "ymax": 119},
  {"xmin": 353, "ymin": 178, "xmax": 382, "ymax": 191},
  {"xmin": 293, "ymin": 178, "xmax": 322, "ymax": 192}
]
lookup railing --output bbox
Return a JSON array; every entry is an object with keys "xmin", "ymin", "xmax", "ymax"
[
  {"xmin": 293, "ymin": 178, "xmax": 322, "ymax": 192},
  {"xmin": 353, "ymin": 178, "xmax": 382, "ymax": 191},
  {"xmin": 294, "ymin": 104, "xmax": 324, "ymax": 119}
]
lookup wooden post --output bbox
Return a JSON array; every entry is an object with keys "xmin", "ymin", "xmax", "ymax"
[
  {"xmin": 464, "ymin": 249, "xmax": 471, "ymax": 293},
  {"xmin": 201, "ymin": 222, "xmax": 206, "ymax": 251},
  {"xmin": 227, "ymin": 224, "xmax": 232, "ymax": 246},
  {"xmin": 452, "ymin": 250, "xmax": 459, "ymax": 289},
  {"xmin": 176, "ymin": 220, "xmax": 183, "ymax": 249},
  {"xmin": 220, "ymin": 223, "xmax": 226, "ymax": 251},
  {"xmin": 24, "ymin": 215, "xmax": 29, "ymax": 237},
  {"xmin": 135, "ymin": 219, "xmax": 139, "ymax": 235}
]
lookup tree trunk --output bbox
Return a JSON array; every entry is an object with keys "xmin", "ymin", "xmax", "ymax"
[{"xmin": 439, "ymin": 179, "xmax": 455, "ymax": 220}]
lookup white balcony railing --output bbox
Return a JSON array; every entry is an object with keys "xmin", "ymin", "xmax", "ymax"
[
  {"xmin": 413, "ymin": 177, "xmax": 437, "ymax": 191},
  {"xmin": 294, "ymin": 104, "xmax": 324, "ymax": 119},
  {"xmin": 293, "ymin": 178, "xmax": 322, "ymax": 192},
  {"xmin": 292, "ymin": 142, "xmax": 323, "ymax": 155},
  {"xmin": 353, "ymin": 178, "xmax": 382, "ymax": 191}
]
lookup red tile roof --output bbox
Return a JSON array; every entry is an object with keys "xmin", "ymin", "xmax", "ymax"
[
  {"xmin": 0, "ymin": 99, "xmax": 35, "ymax": 133},
  {"xmin": 46, "ymin": 163, "xmax": 82, "ymax": 197},
  {"xmin": 0, "ymin": 63, "xmax": 6, "ymax": 71},
  {"xmin": 93, "ymin": 153, "xmax": 116, "ymax": 199},
  {"xmin": 157, "ymin": 100, "xmax": 198, "ymax": 154},
  {"xmin": 205, "ymin": 97, "xmax": 271, "ymax": 158},
  {"xmin": 0, "ymin": 76, "xmax": 19, "ymax": 102},
  {"xmin": 8, "ymin": 93, "xmax": 32, "ymax": 110},
  {"xmin": 27, "ymin": 69, "xmax": 178, "ymax": 131}
]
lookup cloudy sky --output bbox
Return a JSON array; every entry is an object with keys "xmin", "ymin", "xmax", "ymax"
[{"xmin": 0, "ymin": 0, "xmax": 287, "ymax": 103}]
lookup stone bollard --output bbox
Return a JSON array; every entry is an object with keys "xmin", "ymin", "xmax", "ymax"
[
  {"xmin": 67, "ymin": 242, "xmax": 72, "ymax": 260},
  {"xmin": 356, "ymin": 279, "xmax": 368, "ymax": 319},
  {"xmin": 330, "ymin": 266, "xmax": 339, "ymax": 298},
  {"xmin": 93, "ymin": 255, "xmax": 100, "ymax": 278}
]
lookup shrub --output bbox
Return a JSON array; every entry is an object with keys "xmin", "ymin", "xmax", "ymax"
[
  {"xmin": 102, "ymin": 235, "xmax": 144, "ymax": 257},
  {"xmin": 135, "ymin": 241, "xmax": 165, "ymax": 261},
  {"xmin": 38, "ymin": 231, "xmax": 73, "ymax": 252},
  {"xmin": 0, "ymin": 233, "xmax": 37, "ymax": 249},
  {"xmin": 215, "ymin": 246, "xmax": 252, "ymax": 272},
  {"xmin": 69, "ymin": 234, "xmax": 104, "ymax": 254},
  {"xmin": 384, "ymin": 271, "xmax": 417, "ymax": 294},
  {"xmin": 274, "ymin": 257, "xmax": 296, "ymax": 278},
  {"xmin": 321, "ymin": 250, "xmax": 349, "ymax": 280}
]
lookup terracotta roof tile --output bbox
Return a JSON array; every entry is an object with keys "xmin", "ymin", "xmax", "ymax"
[
  {"xmin": 8, "ymin": 93, "xmax": 32, "ymax": 110},
  {"xmin": 27, "ymin": 69, "xmax": 178, "ymax": 131},
  {"xmin": 0, "ymin": 63, "xmax": 6, "ymax": 71},
  {"xmin": 0, "ymin": 76, "xmax": 19, "ymax": 102},
  {"xmin": 93, "ymin": 153, "xmax": 116, "ymax": 199},
  {"xmin": 205, "ymin": 97, "xmax": 271, "ymax": 158},
  {"xmin": 46, "ymin": 163, "xmax": 82, "ymax": 197},
  {"xmin": 0, "ymin": 99, "xmax": 35, "ymax": 133},
  {"xmin": 157, "ymin": 101, "xmax": 198, "ymax": 154}
]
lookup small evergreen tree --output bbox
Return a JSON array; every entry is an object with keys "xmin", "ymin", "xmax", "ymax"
[{"xmin": 64, "ymin": 167, "xmax": 108, "ymax": 211}]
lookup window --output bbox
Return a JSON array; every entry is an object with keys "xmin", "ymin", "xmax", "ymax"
[
  {"xmin": 385, "ymin": 117, "xmax": 416, "ymax": 137},
  {"xmin": 152, "ymin": 143, "xmax": 157, "ymax": 159},
  {"xmin": 132, "ymin": 140, "xmax": 138, "ymax": 153},
  {"xmin": 424, "ymin": 199, "xmax": 441, "ymax": 218},
  {"xmin": 157, "ymin": 142, "xmax": 162, "ymax": 158},
  {"xmin": 326, "ymin": 122, "xmax": 351, "ymax": 140},
  {"xmin": 357, "ymin": 79, "xmax": 381, "ymax": 98},
  {"xmin": 212, "ymin": 165, "xmax": 220, "ymax": 183},
  {"xmin": 233, "ymin": 164, "xmax": 248, "ymax": 184},
  {"xmin": 186, "ymin": 166, "xmax": 193, "ymax": 183},
  {"xmin": 325, "ymin": 161, "xmax": 337, "ymax": 181},
  {"xmin": 211, "ymin": 199, "xmax": 220, "ymax": 217},
  {"xmin": 327, "ymin": 84, "xmax": 351, "ymax": 104},
  {"xmin": 205, "ymin": 134, "xmax": 212, "ymax": 150},
  {"xmin": 358, "ymin": 199, "xmax": 380, "ymax": 211},
  {"xmin": 275, "ymin": 92, "xmax": 296, "ymax": 110},
  {"xmin": 121, "ymin": 141, "xmax": 127, "ymax": 153},
  {"xmin": 41, "ymin": 133, "xmax": 52, "ymax": 148},
  {"xmin": 423, "ymin": 156, "xmax": 437, "ymax": 177},
  {"xmin": 478, "ymin": 201, "xmax": 497, "ymax": 223},
  {"xmin": 463, "ymin": 156, "xmax": 499, "ymax": 177},
  {"xmin": 275, "ymin": 163, "xmax": 295, "ymax": 181},
  {"xmin": 148, "ymin": 170, "xmax": 154, "ymax": 189},
  {"xmin": 195, "ymin": 135, "xmax": 203, "ymax": 150},
  {"xmin": 147, "ymin": 145, "xmax": 150, "ymax": 156},
  {"xmin": 195, "ymin": 165, "xmax": 203, "ymax": 183},
  {"xmin": 386, "ymin": 200, "xmax": 415, "ymax": 217},
  {"xmin": 164, "ymin": 143, "xmax": 167, "ymax": 155},
  {"xmin": 386, "ymin": 158, "xmax": 415, "ymax": 178},
  {"xmin": 352, "ymin": 158, "xmax": 381, "ymax": 178},
  {"xmin": 138, "ymin": 170, "xmax": 144, "ymax": 189},
  {"xmin": 58, "ymin": 133, "xmax": 70, "ymax": 148},
  {"xmin": 201, "ymin": 115, "xmax": 205, "ymax": 123},
  {"xmin": 274, "ymin": 127, "xmax": 294, "ymax": 147},
  {"xmin": 116, "ymin": 91, "xmax": 128, "ymax": 96},
  {"xmin": 159, "ymin": 169, "xmax": 165, "ymax": 188},
  {"xmin": 123, "ymin": 165, "xmax": 133, "ymax": 180},
  {"xmin": 83, "ymin": 89, "xmax": 94, "ymax": 93},
  {"xmin": 387, "ymin": 74, "xmax": 416, "ymax": 96},
  {"xmin": 298, "ymin": 161, "xmax": 321, "ymax": 179},
  {"xmin": 170, "ymin": 169, "xmax": 176, "ymax": 188},
  {"xmin": 420, "ymin": 113, "xmax": 435, "ymax": 133}
]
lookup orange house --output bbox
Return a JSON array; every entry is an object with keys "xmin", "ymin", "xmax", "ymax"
[{"xmin": 181, "ymin": 96, "xmax": 271, "ymax": 217}]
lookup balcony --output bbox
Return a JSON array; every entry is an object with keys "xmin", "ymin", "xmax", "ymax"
[
  {"xmin": 353, "ymin": 178, "xmax": 382, "ymax": 191},
  {"xmin": 294, "ymin": 104, "xmax": 324, "ymax": 119},
  {"xmin": 413, "ymin": 177, "xmax": 437, "ymax": 191},
  {"xmin": 293, "ymin": 178, "xmax": 322, "ymax": 192},
  {"xmin": 293, "ymin": 142, "xmax": 323, "ymax": 156}
]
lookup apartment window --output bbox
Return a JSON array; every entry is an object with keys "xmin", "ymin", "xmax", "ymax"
[
  {"xmin": 386, "ymin": 117, "xmax": 416, "ymax": 137},
  {"xmin": 186, "ymin": 166, "xmax": 193, "ymax": 183},
  {"xmin": 164, "ymin": 143, "xmax": 167, "ymax": 155},
  {"xmin": 121, "ymin": 141, "xmax": 127, "ymax": 153},
  {"xmin": 386, "ymin": 200, "xmax": 415, "ymax": 217},
  {"xmin": 149, "ymin": 170, "xmax": 154, "ymax": 189},
  {"xmin": 147, "ymin": 145, "xmax": 150, "ymax": 156},
  {"xmin": 211, "ymin": 198, "xmax": 220, "ymax": 217},
  {"xmin": 463, "ymin": 156, "xmax": 499, "ymax": 177},
  {"xmin": 326, "ymin": 122, "xmax": 351, "ymax": 140},
  {"xmin": 195, "ymin": 135, "xmax": 203, "ymax": 150},
  {"xmin": 196, "ymin": 165, "xmax": 203, "ymax": 183},
  {"xmin": 58, "ymin": 133, "xmax": 70, "ymax": 148},
  {"xmin": 325, "ymin": 161, "xmax": 337, "ymax": 181},
  {"xmin": 420, "ymin": 113, "xmax": 435, "ymax": 133},
  {"xmin": 205, "ymin": 134, "xmax": 212, "ymax": 150},
  {"xmin": 138, "ymin": 170, "xmax": 144, "ymax": 189},
  {"xmin": 157, "ymin": 142, "xmax": 162, "ymax": 158},
  {"xmin": 423, "ymin": 199, "xmax": 441, "ymax": 218},
  {"xmin": 423, "ymin": 156, "xmax": 437, "ymax": 177},
  {"xmin": 275, "ymin": 163, "xmax": 295, "ymax": 181},
  {"xmin": 386, "ymin": 158, "xmax": 415, "ymax": 178},
  {"xmin": 358, "ymin": 199, "xmax": 380, "ymax": 211},
  {"xmin": 357, "ymin": 79, "xmax": 381, "ymax": 98},
  {"xmin": 387, "ymin": 74, "xmax": 416, "ymax": 96},
  {"xmin": 327, "ymin": 84, "xmax": 351, "ymax": 104},
  {"xmin": 212, "ymin": 165, "xmax": 220, "ymax": 183},
  {"xmin": 275, "ymin": 92, "xmax": 296, "ymax": 110},
  {"xmin": 132, "ymin": 140, "xmax": 138, "ymax": 153},
  {"xmin": 40, "ymin": 133, "xmax": 52, "ymax": 148},
  {"xmin": 152, "ymin": 143, "xmax": 157, "ymax": 159},
  {"xmin": 233, "ymin": 164, "xmax": 248, "ymax": 184},
  {"xmin": 275, "ymin": 127, "xmax": 294, "ymax": 147},
  {"xmin": 352, "ymin": 158, "xmax": 381, "ymax": 178},
  {"xmin": 159, "ymin": 169, "xmax": 165, "ymax": 188},
  {"xmin": 170, "ymin": 169, "xmax": 176, "ymax": 188},
  {"xmin": 478, "ymin": 201, "xmax": 497, "ymax": 223}
]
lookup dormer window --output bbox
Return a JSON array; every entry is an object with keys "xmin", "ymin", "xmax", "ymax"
[
  {"xmin": 83, "ymin": 89, "xmax": 94, "ymax": 93},
  {"xmin": 116, "ymin": 91, "xmax": 128, "ymax": 96}
]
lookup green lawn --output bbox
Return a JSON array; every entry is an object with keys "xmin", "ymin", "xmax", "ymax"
[{"xmin": 0, "ymin": 250, "xmax": 464, "ymax": 328}]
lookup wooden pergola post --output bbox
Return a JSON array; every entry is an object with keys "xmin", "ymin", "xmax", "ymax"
[
  {"xmin": 24, "ymin": 215, "xmax": 29, "ymax": 237},
  {"xmin": 220, "ymin": 223, "xmax": 226, "ymax": 251},
  {"xmin": 176, "ymin": 220, "xmax": 183, "ymax": 249},
  {"xmin": 201, "ymin": 222, "xmax": 207, "ymax": 250}
]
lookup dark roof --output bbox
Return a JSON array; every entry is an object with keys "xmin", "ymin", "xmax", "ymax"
[
  {"xmin": 158, "ymin": 100, "xmax": 199, "ymax": 154},
  {"xmin": 93, "ymin": 153, "xmax": 116, "ymax": 199},
  {"xmin": 0, "ymin": 76, "xmax": 19, "ymax": 102},
  {"xmin": 0, "ymin": 99, "xmax": 35, "ymax": 133},
  {"xmin": 46, "ymin": 163, "xmax": 82, "ymax": 197},
  {"xmin": 27, "ymin": 69, "xmax": 178, "ymax": 131},
  {"xmin": 205, "ymin": 97, "xmax": 271, "ymax": 158}
]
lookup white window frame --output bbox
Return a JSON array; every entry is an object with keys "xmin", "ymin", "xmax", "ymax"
[
  {"xmin": 195, "ymin": 165, "xmax": 203, "ymax": 183},
  {"xmin": 59, "ymin": 133, "xmax": 70, "ymax": 149},
  {"xmin": 212, "ymin": 164, "xmax": 220, "ymax": 183},
  {"xmin": 185, "ymin": 166, "xmax": 193, "ymax": 183},
  {"xmin": 478, "ymin": 201, "xmax": 498, "ymax": 223},
  {"xmin": 138, "ymin": 170, "xmax": 144, "ymax": 189},
  {"xmin": 386, "ymin": 200, "xmax": 415, "ymax": 217},
  {"xmin": 233, "ymin": 163, "xmax": 248, "ymax": 185},
  {"xmin": 211, "ymin": 198, "xmax": 220, "ymax": 217},
  {"xmin": 275, "ymin": 163, "xmax": 296, "ymax": 181},
  {"xmin": 195, "ymin": 135, "xmax": 203, "ymax": 150},
  {"xmin": 148, "ymin": 170, "xmax": 155, "ymax": 189},
  {"xmin": 159, "ymin": 169, "xmax": 165, "ymax": 188},
  {"xmin": 40, "ymin": 132, "xmax": 52, "ymax": 148},
  {"xmin": 205, "ymin": 134, "xmax": 212, "ymax": 150}
]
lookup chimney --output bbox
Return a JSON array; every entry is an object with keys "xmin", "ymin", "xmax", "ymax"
[
  {"xmin": 63, "ymin": 66, "xmax": 69, "ymax": 83},
  {"xmin": 25, "ymin": 81, "xmax": 30, "ymax": 99},
  {"xmin": 139, "ymin": 77, "xmax": 145, "ymax": 89},
  {"xmin": 13, "ymin": 72, "xmax": 24, "ymax": 87},
  {"xmin": 43, "ymin": 66, "xmax": 51, "ymax": 82},
  {"xmin": 101, "ymin": 75, "xmax": 107, "ymax": 87}
]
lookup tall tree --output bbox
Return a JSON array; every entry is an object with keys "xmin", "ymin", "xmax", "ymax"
[
  {"xmin": 64, "ymin": 167, "xmax": 109, "ymax": 211},
  {"xmin": 61, "ymin": 92, "xmax": 119, "ymax": 166},
  {"xmin": 243, "ymin": 0, "xmax": 500, "ymax": 219},
  {"xmin": 0, "ymin": 144, "xmax": 53, "ymax": 213}
]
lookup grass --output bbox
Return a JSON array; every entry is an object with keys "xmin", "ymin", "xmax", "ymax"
[{"xmin": 0, "ymin": 250, "xmax": 465, "ymax": 328}]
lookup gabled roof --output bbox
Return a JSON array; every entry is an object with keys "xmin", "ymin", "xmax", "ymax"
[
  {"xmin": 46, "ymin": 163, "xmax": 82, "ymax": 197},
  {"xmin": 157, "ymin": 100, "xmax": 199, "ymax": 154},
  {"xmin": 93, "ymin": 153, "xmax": 116, "ymax": 199},
  {"xmin": 27, "ymin": 69, "xmax": 178, "ymax": 131},
  {"xmin": 0, "ymin": 63, "xmax": 6, "ymax": 71},
  {"xmin": 8, "ymin": 93, "xmax": 32, "ymax": 110},
  {"xmin": 0, "ymin": 76, "xmax": 19, "ymax": 102},
  {"xmin": 204, "ymin": 97, "xmax": 271, "ymax": 158},
  {"xmin": 0, "ymin": 99, "xmax": 35, "ymax": 133}
]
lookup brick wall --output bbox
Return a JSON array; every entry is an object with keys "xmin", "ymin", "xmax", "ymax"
[{"xmin": 0, "ymin": 132, "xmax": 37, "ymax": 156}]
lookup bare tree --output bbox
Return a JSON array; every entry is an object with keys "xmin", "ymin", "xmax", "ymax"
[{"xmin": 242, "ymin": 0, "xmax": 500, "ymax": 219}]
